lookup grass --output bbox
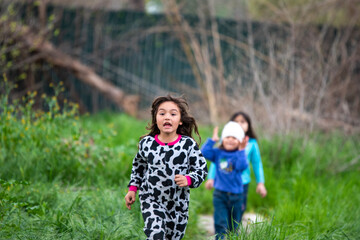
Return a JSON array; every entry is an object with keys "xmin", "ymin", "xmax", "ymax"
[
  {"xmin": 234, "ymin": 133, "xmax": 360, "ymax": 239},
  {"xmin": 1, "ymin": 78, "xmax": 360, "ymax": 239},
  {"xmin": 0, "ymin": 182, "xmax": 144, "ymax": 239}
]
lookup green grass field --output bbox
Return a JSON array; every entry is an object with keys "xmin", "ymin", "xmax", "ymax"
[{"xmin": 1, "ymin": 81, "xmax": 359, "ymax": 239}]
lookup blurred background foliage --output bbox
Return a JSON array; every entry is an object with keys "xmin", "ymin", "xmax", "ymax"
[{"xmin": 1, "ymin": 0, "xmax": 360, "ymax": 239}]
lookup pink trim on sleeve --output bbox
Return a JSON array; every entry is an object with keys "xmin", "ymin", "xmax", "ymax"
[
  {"xmin": 185, "ymin": 176, "xmax": 192, "ymax": 186},
  {"xmin": 129, "ymin": 186, "xmax": 138, "ymax": 193}
]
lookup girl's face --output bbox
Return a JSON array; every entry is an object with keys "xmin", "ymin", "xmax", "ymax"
[
  {"xmin": 222, "ymin": 136, "xmax": 240, "ymax": 151},
  {"xmin": 234, "ymin": 115, "xmax": 248, "ymax": 134},
  {"xmin": 156, "ymin": 101, "xmax": 182, "ymax": 136}
]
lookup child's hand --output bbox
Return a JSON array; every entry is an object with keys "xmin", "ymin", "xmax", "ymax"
[
  {"xmin": 125, "ymin": 191, "xmax": 136, "ymax": 210},
  {"xmin": 238, "ymin": 136, "xmax": 249, "ymax": 150},
  {"xmin": 256, "ymin": 183, "xmax": 267, "ymax": 198},
  {"xmin": 212, "ymin": 126, "xmax": 219, "ymax": 142},
  {"xmin": 175, "ymin": 175, "xmax": 188, "ymax": 187},
  {"xmin": 205, "ymin": 179, "xmax": 214, "ymax": 190}
]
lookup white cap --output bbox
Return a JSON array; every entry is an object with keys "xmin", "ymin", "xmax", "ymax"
[{"xmin": 221, "ymin": 121, "xmax": 245, "ymax": 142}]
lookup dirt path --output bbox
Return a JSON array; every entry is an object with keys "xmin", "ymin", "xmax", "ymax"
[{"xmin": 198, "ymin": 213, "xmax": 263, "ymax": 239}]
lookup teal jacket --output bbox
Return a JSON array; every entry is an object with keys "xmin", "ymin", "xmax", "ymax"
[{"xmin": 207, "ymin": 138, "xmax": 265, "ymax": 185}]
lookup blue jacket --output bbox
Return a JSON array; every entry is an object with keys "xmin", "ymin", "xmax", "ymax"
[
  {"xmin": 201, "ymin": 138, "xmax": 248, "ymax": 194},
  {"xmin": 207, "ymin": 138, "xmax": 265, "ymax": 185}
]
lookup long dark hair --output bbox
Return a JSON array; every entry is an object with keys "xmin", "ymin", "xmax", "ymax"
[
  {"xmin": 142, "ymin": 95, "xmax": 201, "ymax": 144},
  {"xmin": 230, "ymin": 111, "xmax": 257, "ymax": 139}
]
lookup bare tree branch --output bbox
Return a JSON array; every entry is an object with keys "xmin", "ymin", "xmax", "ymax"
[{"xmin": 0, "ymin": 19, "xmax": 139, "ymax": 116}]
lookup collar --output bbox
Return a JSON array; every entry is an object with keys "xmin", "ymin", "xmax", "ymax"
[{"xmin": 155, "ymin": 134, "xmax": 182, "ymax": 146}]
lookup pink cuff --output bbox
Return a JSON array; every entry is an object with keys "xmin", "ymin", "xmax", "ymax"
[
  {"xmin": 129, "ymin": 185, "xmax": 138, "ymax": 193},
  {"xmin": 185, "ymin": 176, "xmax": 192, "ymax": 186}
]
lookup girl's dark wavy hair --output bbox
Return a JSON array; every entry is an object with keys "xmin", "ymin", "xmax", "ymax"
[
  {"xmin": 230, "ymin": 111, "xmax": 257, "ymax": 139},
  {"xmin": 141, "ymin": 95, "xmax": 201, "ymax": 144}
]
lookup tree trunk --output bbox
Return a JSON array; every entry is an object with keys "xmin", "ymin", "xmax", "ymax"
[{"xmin": 2, "ymin": 20, "xmax": 139, "ymax": 117}]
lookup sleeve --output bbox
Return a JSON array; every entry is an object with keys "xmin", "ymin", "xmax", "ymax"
[
  {"xmin": 200, "ymin": 138, "xmax": 217, "ymax": 162},
  {"xmin": 207, "ymin": 163, "xmax": 216, "ymax": 180},
  {"xmin": 250, "ymin": 140, "xmax": 265, "ymax": 183},
  {"xmin": 187, "ymin": 139, "xmax": 208, "ymax": 188},
  {"xmin": 127, "ymin": 139, "xmax": 147, "ymax": 188},
  {"xmin": 231, "ymin": 150, "xmax": 248, "ymax": 172}
]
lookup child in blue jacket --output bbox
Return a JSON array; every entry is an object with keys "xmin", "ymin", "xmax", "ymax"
[
  {"xmin": 201, "ymin": 121, "xmax": 248, "ymax": 239},
  {"xmin": 206, "ymin": 111, "xmax": 267, "ymax": 221}
]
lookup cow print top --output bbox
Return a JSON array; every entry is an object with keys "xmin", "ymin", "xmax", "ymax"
[{"xmin": 128, "ymin": 135, "xmax": 208, "ymax": 214}]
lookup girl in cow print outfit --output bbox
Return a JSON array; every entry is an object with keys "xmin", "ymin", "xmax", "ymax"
[{"xmin": 125, "ymin": 95, "xmax": 208, "ymax": 240}]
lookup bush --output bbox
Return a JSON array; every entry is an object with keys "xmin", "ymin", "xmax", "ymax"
[{"xmin": 0, "ymin": 77, "xmax": 135, "ymax": 185}]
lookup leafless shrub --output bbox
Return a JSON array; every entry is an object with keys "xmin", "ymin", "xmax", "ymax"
[{"xmin": 163, "ymin": 0, "xmax": 360, "ymax": 135}]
